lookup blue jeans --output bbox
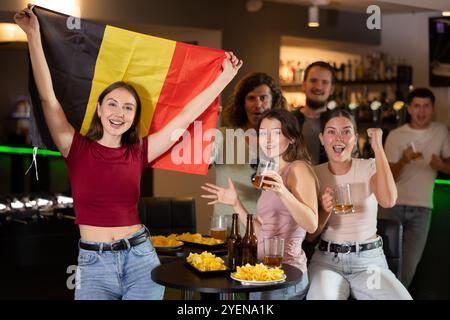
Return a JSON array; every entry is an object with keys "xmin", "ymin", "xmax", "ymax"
[
  {"xmin": 379, "ymin": 205, "xmax": 432, "ymax": 288},
  {"xmin": 307, "ymin": 237, "xmax": 412, "ymax": 300},
  {"xmin": 74, "ymin": 227, "xmax": 165, "ymax": 300},
  {"xmin": 249, "ymin": 270, "xmax": 309, "ymax": 300}
]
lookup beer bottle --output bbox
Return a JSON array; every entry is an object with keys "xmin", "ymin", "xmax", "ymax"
[
  {"xmin": 241, "ymin": 214, "xmax": 258, "ymax": 265},
  {"xmin": 227, "ymin": 213, "xmax": 242, "ymax": 271}
]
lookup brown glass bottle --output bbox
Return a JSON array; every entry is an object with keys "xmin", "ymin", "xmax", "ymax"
[
  {"xmin": 241, "ymin": 214, "xmax": 258, "ymax": 265},
  {"xmin": 227, "ymin": 213, "xmax": 242, "ymax": 271}
]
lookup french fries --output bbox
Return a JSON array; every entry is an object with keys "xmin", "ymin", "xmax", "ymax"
[
  {"xmin": 232, "ymin": 263, "xmax": 285, "ymax": 281},
  {"xmin": 186, "ymin": 251, "xmax": 227, "ymax": 271}
]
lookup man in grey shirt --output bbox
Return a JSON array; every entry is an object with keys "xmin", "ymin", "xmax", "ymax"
[{"xmin": 292, "ymin": 61, "xmax": 336, "ymax": 165}]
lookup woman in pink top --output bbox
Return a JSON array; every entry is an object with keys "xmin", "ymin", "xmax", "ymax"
[
  {"xmin": 306, "ymin": 108, "xmax": 412, "ymax": 300},
  {"xmin": 202, "ymin": 108, "xmax": 318, "ymax": 299},
  {"xmin": 15, "ymin": 5, "xmax": 242, "ymax": 300}
]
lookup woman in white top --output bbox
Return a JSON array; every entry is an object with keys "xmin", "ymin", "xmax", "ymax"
[{"xmin": 306, "ymin": 108, "xmax": 412, "ymax": 300}]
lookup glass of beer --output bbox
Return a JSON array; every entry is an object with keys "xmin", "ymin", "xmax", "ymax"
[
  {"xmin": 333, "ymin": 183, "xmax": 355, "ymax": 215},
  {"xmin": 252, "ymin": 159, "xmax": 276, "ymax": 189},
  {"xmin": 263, "ymin": 237, "xmax": 284, "ymax": 268},
  {"xmin": 210, "ymin": 215, "xmax": 228, "ymax": 241},
  {"xmin": 410, "ymin": 142, "xmax": 423, "ymax": 160}
]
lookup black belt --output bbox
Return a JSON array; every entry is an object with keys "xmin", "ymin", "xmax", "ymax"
[
  {"xmin": 318, "ymin": 238, "xmax": 383, "ymax": 254},
  {"xmin": 79, "ymin": 229, "xmax": 149, "ymax": 252}
]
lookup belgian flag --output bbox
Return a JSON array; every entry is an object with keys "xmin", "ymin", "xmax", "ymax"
[{"xmin": 29, "ymin": 6, "xmax": 225, "ymax": 175}]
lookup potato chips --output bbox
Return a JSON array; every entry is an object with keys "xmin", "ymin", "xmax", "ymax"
[
  {"xmin": 151, "ymin": 232, "xmax": 224, "ymax": 247},
  {"xmin": 176, "ymin": 232, "xmax": 224, "ymax": 245},
  {"xmin": 150, "ymin": 235, "xmax": 182, "ymax": 247},
  {"xmin": 186, "ymin": 251, "xmax": 227, "ymax": 271},
  {"xmin": 232, "ymin": 263, "xmax": 285, "ymax": 281}
]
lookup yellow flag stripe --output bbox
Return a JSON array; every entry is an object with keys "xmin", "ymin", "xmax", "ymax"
[{"xmin": 81, "ymin": 25, "xmax": 176, "ymax": 136}]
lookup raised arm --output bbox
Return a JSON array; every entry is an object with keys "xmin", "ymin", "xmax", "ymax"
[
  {"xmin": 146, "ymin": 52, "xmax": 242, "ymax": 163},
  {"xmin": 368, "ymin": 128, "xmax": 397, "ymax": 208},
  {"xmin": 14, "ymin": 6, "xmax": 74, "ymax": 157},
  {"xmin": 263, "ymin": 162, "xmax": 318, "ymax": 234}
]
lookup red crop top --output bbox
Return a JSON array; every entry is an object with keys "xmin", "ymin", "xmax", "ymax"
[{"xmin": 65, "ymin": 132, "xmax": 148, "ymax": 227}]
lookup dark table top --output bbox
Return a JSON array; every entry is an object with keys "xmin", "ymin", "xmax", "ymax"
[
  {"xmin": 151, "ymin": 260, "xmax": 303, "ymax": 294},
  {"xmin": 155, "ymin": 242, "xmax": 227, "ymax": 258}
]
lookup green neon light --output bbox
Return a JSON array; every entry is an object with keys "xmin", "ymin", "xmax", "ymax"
[
  {"xmin": 0, "ymin": 146, "xmax": 61, "ymax": 156},
  {"xmin": 0, "ymin": 145, "xmax": 449, "ymax": 185},
  {"xmin": 435, "ymin": 179, "xmax": 450, "ymax": 186}
]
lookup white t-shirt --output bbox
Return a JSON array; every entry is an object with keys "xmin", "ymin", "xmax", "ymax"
[
  {"xmin": 384, "ymin": 122, "xmax": 450, "ymax": 208},
  {"xmin": 314, "ymin": 158, "xmax": 378, "ymax": 242}
]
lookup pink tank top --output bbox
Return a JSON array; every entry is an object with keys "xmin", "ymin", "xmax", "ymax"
[{"xmin": 256, "ymin": 161, "xmax": 307, "ymax": 273}]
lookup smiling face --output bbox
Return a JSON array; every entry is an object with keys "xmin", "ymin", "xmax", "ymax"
[
  {"xmin": 408, "ymin": 97, "xmax": 434, "ymax": 129},
  {"xmin": 320, "ymin": 116, "xmax": 357, "ymax": 163},
  {"xmin": 259, "ymin": 118, "xmax": 292, "ymax": 159},
  {"xmin": 244, "ymin": 84, "xmax": 273, "ymax": 129},
  {"xmin": 302, "ymin": 66, "xmax": 334, "ymax": 110},
  {"xmin": 97, "ymin": 87, "xmax": 138, "ymax": 139}
]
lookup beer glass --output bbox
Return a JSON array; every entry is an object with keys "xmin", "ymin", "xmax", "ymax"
[
  {"xmin": 263, "ymin": 237, "xmax": 284, "ymax": 268},
  {"xmin": 410, "ymin": 142, "xmax": 423, "ymax": 160},
  {"xmin": 333, "ymin": 183, "xmax": 355, "ymax": 215},
  {"xmin": 252, "ymin": 159, "xmax": 276, "ymax": 189},
  {"xmin": 210, "ymin": 215, "xmax": 228, "ymax": 241}
]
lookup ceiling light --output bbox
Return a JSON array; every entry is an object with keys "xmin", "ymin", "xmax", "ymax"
[
  {"xmin": 0, "ymin": 23, "xmax": 27, "ymax": 42},
  {"xmin": 442, "ymin": 11, "xmax": 450, "ymax": 16},
  {"xmin": 308, "ymin": 6, "xmax": 319, "ymax": 27},
  {"xmin": 31, "ymin": 0, "xmax": 81, "ymax": 17}
]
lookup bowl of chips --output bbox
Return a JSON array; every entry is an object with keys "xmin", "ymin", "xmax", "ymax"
[
  {"xmin": 176, "ymin": 232, "xmax": 225, "ymax": 248},
  {"xmin": 151, "ymin": 235, "xmax": 183, "ymax": 249},
  {"xmin": 230, "ymin": 263, "xmax": 286, "ymax": 285},
  {"xmin": 186, "ymin": 251, "xmax": 228, "ymax": 273}
]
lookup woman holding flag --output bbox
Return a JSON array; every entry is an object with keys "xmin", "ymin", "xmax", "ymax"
[{"xmin": 15, "ymin": 4, "xmax": 242, "ymax": 300}]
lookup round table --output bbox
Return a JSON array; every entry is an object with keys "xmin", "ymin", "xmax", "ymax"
[
  {"xmin": 155, "ymin": 243, "xmax": 227, "ymax": 258},
  {"xmin": 151, "ymin": 260, "xmax": 303, "ymax": 300}
]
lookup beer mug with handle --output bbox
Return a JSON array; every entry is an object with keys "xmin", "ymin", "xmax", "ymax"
[{"xmin": 333, "ymin": 183, "xmax": 355, "ymax": 215}]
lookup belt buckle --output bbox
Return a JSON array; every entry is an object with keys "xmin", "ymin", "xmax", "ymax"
[
  {"xmin": 338, "ymin": 243, "xmax": 352, "ymax": 254},
  {"xmin": 111, "ymin": 241, "xmax": 122, "ymax": 252}
]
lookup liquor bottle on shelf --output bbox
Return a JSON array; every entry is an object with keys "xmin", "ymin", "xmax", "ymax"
[
  {"xmin": 279, "ymin": 60, "xmax": 291, "ymax": 83},
  {"xmin": 289, "ymin": 60, "xmax": 296, "ymax": 83},
  {"xmin": 227, "ymin": 213, "xmax": 242, "ymax": 271},
  {"xmin": 241, "ymin": 214, "xmax": 258, "ymax": 265},
  {"xmin": 346, "ymin": 59, "xmax": 352, "ymax": 82},
  {"xmin": 356, "ymin": 58, "xmax": 364, "ymax": 81},
  {"xmin": 294, "ymin": 61, "xmax": 303, "ymax": 84},
  {"xmin": 379, "ymin": 51, "xmax": 385, "ymax": 81}
]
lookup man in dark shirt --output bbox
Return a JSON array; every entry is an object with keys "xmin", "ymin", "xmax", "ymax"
[{"xmin": 292, "ymin": 61, "xmax": 336, "ymax": 165}]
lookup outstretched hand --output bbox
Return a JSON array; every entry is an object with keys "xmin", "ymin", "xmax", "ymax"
[
  {"xmin": 201, "ymin": 177, "xmax": 239, "ymax": 207},
  {"xmin": 14, "ymin": 4, "xmax": 39, "ymax": 37},
  {"xmin": 221, "ymin": 52, "xmax": 243, "ymax": 82}
]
